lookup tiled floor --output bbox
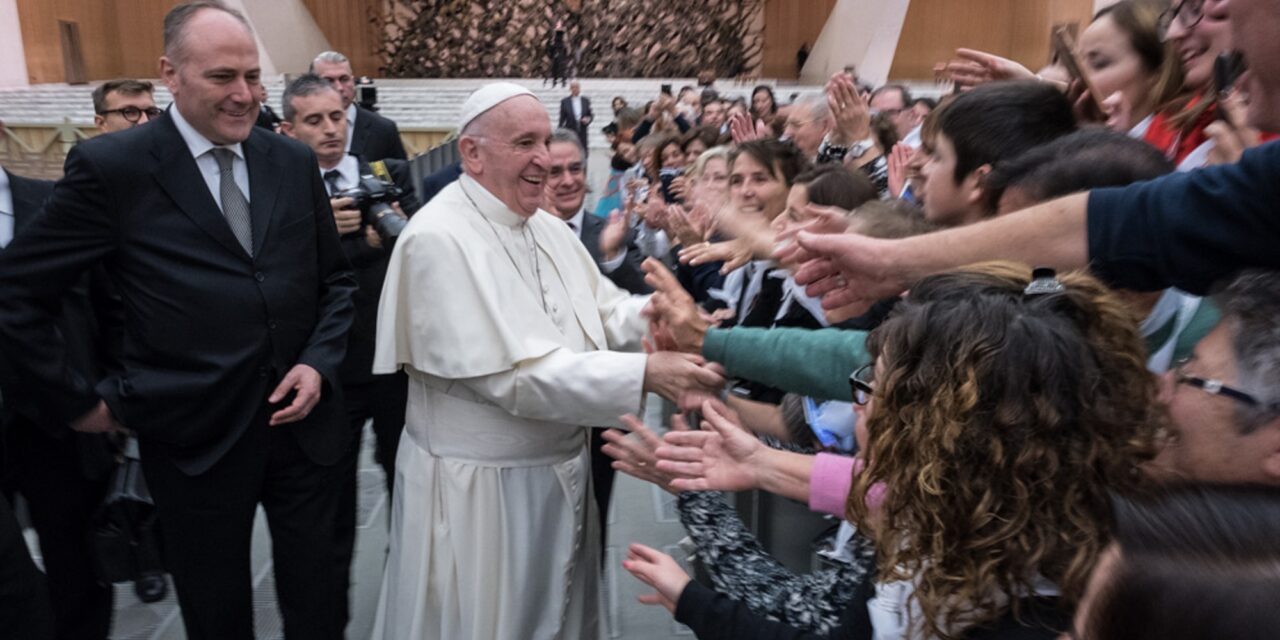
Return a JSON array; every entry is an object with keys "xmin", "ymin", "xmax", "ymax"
[{"xmin": 35, "ymin": 396, "xmax": 692, "ymax": 639}]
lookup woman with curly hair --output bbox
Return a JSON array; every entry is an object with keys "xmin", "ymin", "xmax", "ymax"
[{"xmin": 621, "ymin": 267, "xmax": 1161, "ymax": 640}]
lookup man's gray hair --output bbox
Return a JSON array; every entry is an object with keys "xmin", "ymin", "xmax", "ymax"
[
  {"xmin": 550, "ymin": 128, "xmax": 585, "ymax": 158},
  {"xmin": 282, "ymin": 73, "xmax": 339, "ymax": 122},
  {"xmin": 1213, "ymin": 269, "xmax": 1280, "ymax": 430},
  {"xmin": 792, "ymin": 93, "xmax": 831, "ymax": 122},
  {"xmin": 163, "ymin": 1, "xmax": 252, "ymax": 63},
  {"xmin": 310, "ymin": 51, "xmax": 351, "ymax": 73}
]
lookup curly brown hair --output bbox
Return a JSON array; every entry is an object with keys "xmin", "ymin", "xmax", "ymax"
[{"xmin": 847, "ymin": 263, "xmax": 1162, "ymax": 639}]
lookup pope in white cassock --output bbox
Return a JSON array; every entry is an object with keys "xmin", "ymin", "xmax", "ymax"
[{"xmin": 370, "ymin": 83, "xmax": 724, "ymax": 639}]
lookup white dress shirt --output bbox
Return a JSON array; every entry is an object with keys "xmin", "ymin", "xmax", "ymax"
[
  {"xmin": 320, "ymin": 154, "xmax": 361, "ymax": 194},
  {"xmin": 345, "ymin": 103, "xmax": 358, "ymax": 154},
  {"xmin": 169, "ymin": 105, "xmax": 250, "ymax": 212},
  {"xmin": 0, "ymin": 170, "xmax": 14, "ymax": 248},
  {"xmin": 570, "ymin": 96, "xmax": 583, "ymax": 120}
]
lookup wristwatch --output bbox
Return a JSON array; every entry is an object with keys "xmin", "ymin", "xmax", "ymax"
[{"xmin": 847, "ymin": 136, "xmax": 877, "ymax": 159}]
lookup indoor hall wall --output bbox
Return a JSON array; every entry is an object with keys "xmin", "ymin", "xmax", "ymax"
[
  {"xmin": 761, "ymin": 0, "xmax": 838, "ymax": 79},
  {"xmin": 15, "ymin": 0, "xmax": 178, "ymax": 84},
  {"xmin": 301, "ymin": 0, "xmax": 383, "ymax": 77},
  {"xmin": 888, "ymin": 0, "xmax": 1095, "ymax": 81}
]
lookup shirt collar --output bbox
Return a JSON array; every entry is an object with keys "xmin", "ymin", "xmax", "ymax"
[
  {"xmin": 565, "ymin": 207, "xmax": 585, "ymax": 232},
  {"xmin": 459, "ymin": 174, "xmax": 528, "ymax": 228},
  {"xmin": 170, "ymin": 104, "xmax": 245, "ymax": 162},
  {"xmin": 319, "ymin": 154, "xmax": 360, "ymax": 190},
  {"xmin": 346, "ymin": 103, "xmax": 357, "ymax": 127}
]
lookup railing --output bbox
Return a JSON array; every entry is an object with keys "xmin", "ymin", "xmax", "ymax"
[{"xmin": 0, "ymin": 120, "xmax": 455, "ymax": 182}]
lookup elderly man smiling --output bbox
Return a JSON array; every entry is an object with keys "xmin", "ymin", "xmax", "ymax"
[{"xmin": 371, "ymin": 83, "xmax": 724, "ymax": 640}]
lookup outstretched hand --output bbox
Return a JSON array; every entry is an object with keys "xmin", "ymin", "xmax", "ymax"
[
  {"xmin": 622, "ymin": 543, "xmax": 691, "ymax": 614},
  {"xmin": 642, "ymin": 259, "xmax": 709, "ymax": 354},
  {"xmin": 657, "ymin": 398, "xmax": 765, "ymax": 493},
  {"xmin": 601, "ymin": 413, "xmax": 694, "ymax": 494},
  {"xmin": 792, "ymin": 231, "xmax": 907, "ymax": 309},
  {"xmin": 941, "ymin": 48, "xmax": 1035, "ymax": 90}
]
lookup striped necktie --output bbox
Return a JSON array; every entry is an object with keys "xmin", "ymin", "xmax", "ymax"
[{"xmin": 211, "ymin": 148, "xmax": 253, "ymax": 256}]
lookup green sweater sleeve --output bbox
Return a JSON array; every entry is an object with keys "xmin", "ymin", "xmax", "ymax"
[{"xmin": 701, "ymin": 327, "xmax": 869, "ymax": 402}]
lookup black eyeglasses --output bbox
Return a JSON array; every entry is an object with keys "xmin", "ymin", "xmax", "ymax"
[
  {"xmin": 849, "ymin": 364, "xmax": 875, "ymax": 406},
  {"xmin": 1158, "ymin": 0, "xmax": 1204, "ymax": 41},
  {"xmin": 98, "ymin": 106, "xmax": 162, "ymax": 123},
  {"xmin": 1172, "ymin": 357, "xmax": 1277, "ymax": 412}
]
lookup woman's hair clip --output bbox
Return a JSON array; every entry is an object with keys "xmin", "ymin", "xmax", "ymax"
[{"xmin": 1024, "ymin": 266, "xmax": 1065, "ymax": 297}]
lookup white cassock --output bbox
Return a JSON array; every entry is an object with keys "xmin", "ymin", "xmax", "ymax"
[{"xmin": 370, "ymin": 174, "xmax": 650, "ymax": 640}]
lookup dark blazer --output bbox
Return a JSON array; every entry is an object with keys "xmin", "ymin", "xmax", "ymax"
[
  {"xmin": 578, "ymin": 212, "xmax": 651, "ymax": 295},
  {"xmin": 0, "ymin": 114, "xmax": 357, "ymax": 475},
  {"xmin": 337, "ymin": 157, "xmax": 420, "ymax": 387},
  {"xmin": 0, "ymin": 171, "xmax": 119, "ymax": 438},
  {"xmin": 349, "ymin": 105, "xmax": 407, "ymax": 163},
  {"xmin": 558, "ymin": 96, "xmax": 593, "ymax": 146},
  {"xmin": 418, "ymin": 162, "xmax": 462, "ymax": 205},
  {"xmin": 255, "ymin": 104, "xmax": 282, "ymax": 131}
]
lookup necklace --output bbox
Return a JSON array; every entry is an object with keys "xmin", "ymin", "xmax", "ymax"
[{"xmin": 459, "ymin": 183, "xmax": 549, "ymax": 313}]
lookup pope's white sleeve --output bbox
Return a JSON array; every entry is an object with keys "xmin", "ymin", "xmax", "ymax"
[
  {"xmin": 457, "ymin": 348, "xmax": 648, "ymax": 426},
  {"xmin": 593, "ymin": 272, "xmax": 650, "ymax": 353}
]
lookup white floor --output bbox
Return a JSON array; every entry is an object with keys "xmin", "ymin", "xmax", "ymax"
[{"xmin": 56, "ymin": 396, "xmax": 694, "ymax": 639}]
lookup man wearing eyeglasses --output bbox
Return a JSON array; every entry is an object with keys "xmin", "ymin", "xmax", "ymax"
[
  {"xmin": 1155, "ymin": 269, "xmax": 1280, "ymax": 485},
  {"xmin": 92, "ymin": 79, "xmax": 161, "ymax": 134}
]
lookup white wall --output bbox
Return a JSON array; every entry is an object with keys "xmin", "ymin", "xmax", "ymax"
[
  {"xmin": 229, "ymin": 0, "xmax": 332, "ymax": 75},
  {"xmin": 0, "ymin": 0, "xmax": 30, "ymax": 87},
  {"xmin": 801, "ymin": 0, "xmax": 912, "ymax": 86}
]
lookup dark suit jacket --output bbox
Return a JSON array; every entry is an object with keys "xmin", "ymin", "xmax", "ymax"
[
  {"xmin": 350, "ymin": 105, "xmax": 407, "ymax": 163},
  {"xmin": 418, "ymin": 162, "xmax": 462, "ymax": 205},
  {"xmin": 558, "ymin": 96, "xmax": 593, "ymax": 145},
  {"xmin": 578, "ymin": 212, "xmax": 650, "ymax": 295},
  {"xmin": 337, "ymin": 157, "xmax": 420, "ymax": 387},
  {"xmin": 0, "ymin": 114, "xmax": 357, "ymax": 475},
  {"xmin": 255, "ymin": 104, "xmax": 281, "ymax": 131}
]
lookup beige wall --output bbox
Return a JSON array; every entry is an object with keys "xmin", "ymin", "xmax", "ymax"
[
  {"xmin": 802, "ymin": 0, "xmax": 912, "ymax": 86},
  {"xmin": 0, "ymin": 0, "xmax": 30, "ymax": 87},
  {"xmin": 761, "ymin": 0, "xmax": 838, "ymax": 79},
  {"xmin": 232, "ymin": 0, "xmax": 332, "ymax": 76}
]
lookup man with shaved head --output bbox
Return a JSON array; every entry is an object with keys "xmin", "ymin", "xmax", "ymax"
[
  {"xmin": 0, "ymin": 2, "xmax": 356, "ymax": 637},
  {"xmin": 371, "ymin": 82, "xmax": 724, "ymax": 638}
]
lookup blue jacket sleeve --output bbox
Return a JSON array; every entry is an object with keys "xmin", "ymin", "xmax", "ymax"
[{"xmin": 1086, "ymin": 140, "xmax": 1280, "ymax": 295}]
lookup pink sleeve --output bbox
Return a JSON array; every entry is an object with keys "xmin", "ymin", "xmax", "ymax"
[{"xmin": 808, "ymin": 453, "xmax": 862, "ymax": 517}]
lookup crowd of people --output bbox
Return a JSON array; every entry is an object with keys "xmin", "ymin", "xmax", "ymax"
[{"xmin": 1, "ymin": 0, "xmax": 1279, "ymax": 638}]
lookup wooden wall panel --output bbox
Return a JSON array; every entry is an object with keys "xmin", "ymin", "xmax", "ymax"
[
  {"xmin": 888, "ymin": 0, "xmax": 1094, "ymax": 81},
  {"xmin": 762, "ymin": 0, "xmax": 838, "ymax": 79},
  {"xmin": 17, "ymin": 0, "xmax": 178, "ymax": 83},
  {"xmin": 114, "ymin": 0, "xmax": 184, "ymax": 79},
  {"xmin": 301, "ymin": 0, "xmax": 383, "ymax": 77}
]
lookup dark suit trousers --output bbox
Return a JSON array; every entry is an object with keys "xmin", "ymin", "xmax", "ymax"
[
  {"xmin": 139, "ymin": 403, "xmax": 354, "ymax": 640},
  {"xmin": 0, "ymin": 420, "xmax": 112, "ymax": 640},
  {"xmin": 342, "ymin": 372, "xmax": 407, "ymax": 498},
  {"xmin": 0, "ymin": 493, "xmax": 54, "ymax": 640},
  {"xmin": 589, "ymin": 427, "xmax": 616, "ymax": 552}
]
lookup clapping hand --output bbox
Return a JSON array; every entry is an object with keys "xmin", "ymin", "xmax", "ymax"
[
  {"xmin": 826, "ymin": 72, "xmax": 872, "ymax": 146},
  {"xmin": 622, "ymin": 543, "xmax": 691, "ymax": 614},
  {"xmin": 600, "ymin": 209, "xmax": 629, "ymax": 261},
  {"xmin": 728, "ymin": 111, "xmax": 768, "ymax": 144},
  {"xmin": 886, "ymin": 142, "xmax": 912, "ymax": 198}
]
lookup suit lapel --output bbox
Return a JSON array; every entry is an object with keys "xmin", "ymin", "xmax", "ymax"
[
  {"xmin": 242, "ymin": 131, "xmax": 280, "ymax": 256},
  {"xmin": 150, "ymin": 115, "xmax": 251, "ymax": 260}
]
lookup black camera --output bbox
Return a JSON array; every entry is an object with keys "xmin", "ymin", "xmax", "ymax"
[
  {"xmin": 335, "ymin": 174, "xmax": 407, "ymax": 241},
  {"xmin": 658, "ymin": 167, "xmax": 684, "ymax": 204},
  {"xmin": 356, "ymin": 77, "xmax": 378, "ymax": 111}
]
